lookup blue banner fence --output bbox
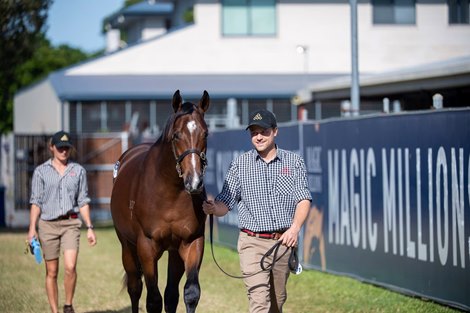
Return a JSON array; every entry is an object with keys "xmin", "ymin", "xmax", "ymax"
[{"xmin": 204, "ymin": 108, "xmax": 470, "ymax": 311}]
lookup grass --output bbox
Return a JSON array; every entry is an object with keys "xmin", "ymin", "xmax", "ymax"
[{"xmin": 0, "ymin": 227, "xmax": 460, "ymax": 313}]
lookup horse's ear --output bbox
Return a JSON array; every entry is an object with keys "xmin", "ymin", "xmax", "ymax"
[
  {"xmin": 198, "ymin": 90, "xmax": 210, "ymax": 113},
  {"xmin": 172, "ymin": 90, "xmax": 182, "ymax": 112}
]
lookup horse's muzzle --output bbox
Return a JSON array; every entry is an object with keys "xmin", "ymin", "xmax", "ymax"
[{"xmin": 184, "ymin": 175, "xmax": 204, "ymax": 194}]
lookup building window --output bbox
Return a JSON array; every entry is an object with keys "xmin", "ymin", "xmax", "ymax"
[
  {"xmin": 130, "ymin": 101, "xmax": 151, "ymax": 133},
  {"xmin": 81, "ymin": 102, "xmax": 102, "ymax": 133},
  {"xmin": 448, "ymin": 0, "xmax": 470, "ymax": 24},
  {"xmin": 372, "ymin": 0, "xmax": 416, "ymax": 25},
  {"xmin": 107, "ymin": 101, "xmax": 126, "ymax": 132},
  {"xmin": 272, "ymin": 99, "xmax": 293, "ymax": 123},
  {"xmin": 222, "ymin": 0, "xmax": 276, "ymax": 36}
]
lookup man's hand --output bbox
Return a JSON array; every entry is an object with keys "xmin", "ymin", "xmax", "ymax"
[
  {"xmin": 202, "ymin": 199, "xmax": 229, "ymax": 217},
  {"xmin": 279, "ymin": 224, "xmax": 300, "ymax": 247},
  {"xmin": 202, "ymin": 199, "xmax": 216, "ymax": 215},
  {"xmin": 280, "ymin": 199, "xmax": 311, "ymax": 247}
]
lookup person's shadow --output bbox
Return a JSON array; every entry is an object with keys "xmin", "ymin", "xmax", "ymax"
[{"xmin": 85, "ymin": 307, "xmax": 131, "ymax": 313}]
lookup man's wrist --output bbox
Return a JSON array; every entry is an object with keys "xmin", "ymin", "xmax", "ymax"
[
  {"xmin": 290, "ymin": 224, "xmax": 301, "ymax": 233},
  {"xmin": 86, "ymin": 224, "xmax": 94, "ymax": 230}
]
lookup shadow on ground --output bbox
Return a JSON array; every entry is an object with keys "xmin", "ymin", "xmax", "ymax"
[{"xmin": 85, "ymin": 306, "xmax": 131, "ymax": 313}]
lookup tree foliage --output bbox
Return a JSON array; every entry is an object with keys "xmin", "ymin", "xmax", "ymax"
[
  {"xmin": 125, "ymin": 0, "xmax": 142, "ymax": 7},
  {"xmin": 16, "ymin": 36, "xmax": 90, "ymax": 87},
  {"xmin": 0, "ymin": 0, "xmax": 91, "ymax": 135},
  {"xmin": 0, "ymin": 0, "xmax": 51, "ymax": 134}
]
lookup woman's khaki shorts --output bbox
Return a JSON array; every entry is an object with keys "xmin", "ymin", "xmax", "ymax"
[{"xmin": 38, "ymin": 218, "xmax": 82, "ymax": 261}]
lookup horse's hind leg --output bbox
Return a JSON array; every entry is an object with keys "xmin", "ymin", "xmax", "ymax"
[
  {"xmin": 137, "ymin": 236, "xmax": 163, "ymax": 313},
  {"xmin": 164, "ymin": 250, "xmax": 185, "ymax": 313},
  {"xmin": 120, "ymin": 241, "xmax": 143, "ymax": 313}
]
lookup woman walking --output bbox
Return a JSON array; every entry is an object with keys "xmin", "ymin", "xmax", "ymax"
[{"xmin": 27, "ymin": 130, "xmax": 97, "ymax": 313}]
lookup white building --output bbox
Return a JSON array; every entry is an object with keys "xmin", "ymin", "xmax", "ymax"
[
  {"xmin": 14, "ymin": 0, "xmax": 470, "ymax": 134},
  {"xmin": 7, "ymin": 0, "xmax": 470, "ymax": 226}
]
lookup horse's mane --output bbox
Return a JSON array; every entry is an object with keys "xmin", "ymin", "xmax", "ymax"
[{"xmin": 159, "ymin": 102, "xmax": 198, "ymax": 144}]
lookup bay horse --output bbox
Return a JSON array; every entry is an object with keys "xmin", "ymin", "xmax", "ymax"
[{"xmin": 111, "ymin": 90, "xmax": 210, "ymax": 313}]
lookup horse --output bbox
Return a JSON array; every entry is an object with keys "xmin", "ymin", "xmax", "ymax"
[{"xmin": 110, "ymin": 90, "xmax": 210, "ymax": 313}]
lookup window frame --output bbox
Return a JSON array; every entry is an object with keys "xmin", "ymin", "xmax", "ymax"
[
  {"xmin": 448, "ymin": 0, "xmax": 470, "ymax": 24},
  {"xmin": 221, "ymin": 0, "xmax": 277, "ymax": 37},
  {"xmin": 372, "ymin": 0, "xmax": 416, "ymax": 25}
]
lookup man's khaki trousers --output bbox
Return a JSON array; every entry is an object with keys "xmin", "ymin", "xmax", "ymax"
[{"xmin": 238, "ymin": 231, "xmax": 291, "ymax": 313}]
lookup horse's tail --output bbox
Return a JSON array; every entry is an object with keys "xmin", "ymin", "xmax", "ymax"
[
  {"xmin": 121, "ymin": 272, "xmax": 128, "ymax": 294},
  {"xmin": 120, "ymin": 270, "xmax": 143, "ymax": 293}
]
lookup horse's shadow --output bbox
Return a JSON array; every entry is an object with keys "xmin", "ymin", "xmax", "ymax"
[{"xmin": 85, "ymin": 307, "xmax": 132, "ymax": 313}]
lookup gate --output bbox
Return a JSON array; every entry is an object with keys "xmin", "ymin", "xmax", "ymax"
[{"xmin": 13, "ymin": 132, "xmax": 130, "ymax": 225}]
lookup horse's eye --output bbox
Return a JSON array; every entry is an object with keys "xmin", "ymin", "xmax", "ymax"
[{"xmin": 172, "ymin": 132, "xmax": 181, "ymax": 141}]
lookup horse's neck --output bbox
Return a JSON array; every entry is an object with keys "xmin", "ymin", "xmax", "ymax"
[{"xmin": 145, "ymin": 142, "xmax": 181, "ymax": 183}]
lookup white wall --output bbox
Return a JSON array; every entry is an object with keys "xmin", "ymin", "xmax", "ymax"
[
  {"xmin": 67, "ymin": 1, "xmax": 470, "ymax": 76},
  {"xmin": 14, "ymin": 80, "xmax": 62, "ymax": 134},
  {"xmin": 358, "ymin": 3, "xmax": 470, "ymax": 72}
]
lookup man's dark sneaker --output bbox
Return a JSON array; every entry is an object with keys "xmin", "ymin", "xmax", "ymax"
[{"xmin": 63, "ymin": 304, "xmax": 75, "ymax": 313}]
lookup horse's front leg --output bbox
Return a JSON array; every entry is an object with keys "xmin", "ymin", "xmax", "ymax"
[
  {"xmin": 180, "ymin": 236, "xmax": 205, "ymax": 313},
  {"xmin": 164, "ymin": 250, "xmax": 185, "ymax": 313},
  {"xmin": 137, "ymin": 235, "xmax": 163, "ymax": 313}
]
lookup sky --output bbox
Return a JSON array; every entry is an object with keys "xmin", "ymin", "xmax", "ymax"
[{"xmin": 46, "ymin": 0, "xmax": 124, "ymax": 53}]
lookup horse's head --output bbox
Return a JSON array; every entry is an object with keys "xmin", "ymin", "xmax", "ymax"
[{"xmin": 169, "ymin": 90, "xmax": 210, "ymax": 194}]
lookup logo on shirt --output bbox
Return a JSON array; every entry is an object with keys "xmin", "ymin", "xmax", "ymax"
[
  {"xmin": 69, "ymin": 171, "xmax": 76, "ymax": 177},
  {"xmin": 281, "ymin": 167, "xmax": 290, "ymax": 175}
]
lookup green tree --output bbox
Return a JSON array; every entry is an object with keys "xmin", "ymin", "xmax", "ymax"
[
  {"xmin": 0, "ymin": 1, "xmax": 92, "ymax": 135},
  {"xmin": 16, "ymin": 36, "xmax": 90, "ymax": 88},
  {"xmin": 124, "ymin": 0, "xmax": 141, "ymax": 7},
  {"xmin": 0, "ymin": 0, "xmax": 52, "ymax": 134}
]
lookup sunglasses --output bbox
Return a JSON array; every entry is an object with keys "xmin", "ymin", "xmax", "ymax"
[{"xmin": 56, "ymin": 146, "xmax": 71, "ymax": 152}]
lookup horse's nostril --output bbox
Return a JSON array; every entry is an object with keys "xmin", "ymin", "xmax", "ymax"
[
  {"xmin": 194, "ymin": 182, "xmax": 204, "ymax": 193},
  {"xmin": 185, "ymin": 177, "xmax": 204, "ymax": 194}
]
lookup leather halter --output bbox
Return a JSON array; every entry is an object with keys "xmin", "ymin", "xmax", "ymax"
[{"xmin": 172, "ymin": 141, "xmax": 207, "ymax": 177}]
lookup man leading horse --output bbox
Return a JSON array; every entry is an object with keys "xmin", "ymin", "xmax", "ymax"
[{"xmin": 203, "ymin": 109, "xmax": 311, "ymax": 313}]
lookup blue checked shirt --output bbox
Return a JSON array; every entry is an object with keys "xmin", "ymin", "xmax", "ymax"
[
  {"xmin": 216, "ymin": 148, "xmax": 312, "ymax": 232},
  {"xmin": 30, "ymin": 159, "xmax": 91, "ymax": 221}
]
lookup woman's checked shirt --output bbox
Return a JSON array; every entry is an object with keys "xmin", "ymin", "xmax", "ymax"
[
  {"xmin": 30, "ymin": 159, "xmax": 90, "ymax": 221},
  {"xmin": 216, "ymin": 148, "xmax": 312, "ymax": 232}
]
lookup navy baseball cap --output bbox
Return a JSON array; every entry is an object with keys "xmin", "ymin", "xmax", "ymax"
[
  {"xmin": 51, "ymin": 131, "xmax": 73, "ymax": 148},
  {"xmin": 246, "ymin": 109, "xmax": 277, "ymax": 130}
]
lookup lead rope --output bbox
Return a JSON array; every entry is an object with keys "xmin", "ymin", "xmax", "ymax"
[{"xmin": 209, "ymin": 213, "xmax": 291, "ymax": 279}]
